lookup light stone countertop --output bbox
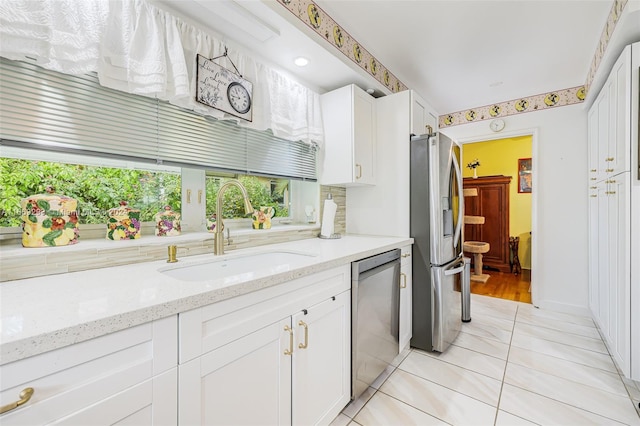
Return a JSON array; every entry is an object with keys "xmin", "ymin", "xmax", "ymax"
[{"xmin": 0, "ymin": 234, "xmax": 413, "ymax": 365}]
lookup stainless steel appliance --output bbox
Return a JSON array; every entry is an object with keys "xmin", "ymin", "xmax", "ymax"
[
  {"xmin": 351, "ymin": 249, "xmax": 401, "ymax": 399},
  {"xmin": 410, "ymin": 132, "xmax": 465, "ymax": 352}
]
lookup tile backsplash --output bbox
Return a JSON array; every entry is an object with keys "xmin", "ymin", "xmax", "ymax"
[{"xmin": 0, "ymin": 185, "xmax": 347, "ymax": 282}]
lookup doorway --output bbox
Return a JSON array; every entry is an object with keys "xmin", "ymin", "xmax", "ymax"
[{"xmin": 461, "ymin": 135, "xmax": 533, "ymax": 303}]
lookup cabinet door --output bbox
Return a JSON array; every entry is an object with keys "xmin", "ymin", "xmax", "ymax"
[
  {"xmin": 596, "ymin": 183, "xmax": 610, "ymax": 336},
  {"xmin": 607, "ymin": 174, "xmax": 631, "ymax": 375},
  {"xmin": 291, "ymin": 291, "xmax": 351, "ymax": 426},
  {"xmin": 608, "ymin": 46, "xmax": 631, "ymax": 175},
  {"xmin": 353, "ymin": 87, "xmax": 376, "ymax": 185},
  {"xmin": 0, "ymin": 317, "xmax": 177, "ymax": 425},
  {"xmin": 411, "ymin": 92, "xmax": 427, "ymax": 136},
  {"xmin": 179, "ymin": 318, "xmax": 292, "ymax": 426},
  {"xmin": 587, "ymin": 182, "xmax": 600, "ymax": 319},
  {"xmin": 399, "ymin": 246, "xmax": 413, "ymax": 352},
  {"xmin": 588, "ymin": 100, "xmax": 600, "ymax": 181}
]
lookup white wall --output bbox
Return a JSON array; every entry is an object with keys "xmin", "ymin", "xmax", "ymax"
[{"xmin": 442, "ymin": 104, "xmax": 589, "ymax": 316}]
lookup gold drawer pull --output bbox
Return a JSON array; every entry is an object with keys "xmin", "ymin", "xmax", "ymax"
[
  {"xmin": 590, "ymin": 186, "xmax": 597, "ymax": 189},
  {"xmin": 298, "ymin": 320, "xmax": 308, "ymax": 349},
  {"xmin": 355, "ymin": 164, "xmax": 362, "ymax": 179},
  {"xmin": 605, "ymin": 157, "xmax": 614, "ymax": 161},
  {"xmin": 400, "ymin": 272, "xmax": 407, "ymax": 288},
  {"xmin": 284, "ymin": 325, "xmax": 294, "ymax": 355},
  {"xmin": 0, "ymin": 387, "xmax": 34, "ymax": 415},
  {"xmin": 401, "ymin": 253, "xmax": 411, "ymax": 258},
  {"xmin": 605, "ymin": 168, "xmax": 614, "ymax": 172},
  {"xmin": 590, "ymin": 195, "xmax": 597, "ymax": 198},
  {"xmin": 590, "ymin": 178, "xmax": 597, "ymax": 180},
  {"xmin": 590, "ymin": 169, "xmax": 597, "ymax": 172},
  {"xmin": 606, "ymin": 191, "xmax": 616, "ymax": 195}
]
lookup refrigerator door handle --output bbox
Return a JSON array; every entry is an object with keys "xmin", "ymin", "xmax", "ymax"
[
  {"xmin": 451, "ymin": 150, "xmax": 464, "ymax": 249},
  {"xmin": 443, "ymin": 258, "xmax": 465, "ymax": 276}
]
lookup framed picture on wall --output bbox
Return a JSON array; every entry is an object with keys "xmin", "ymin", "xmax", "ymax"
[{"xmin": 518, "ymin": 158, "xmax": 532, "ymax": 193}]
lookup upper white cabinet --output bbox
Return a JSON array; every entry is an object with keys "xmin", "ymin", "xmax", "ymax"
[
  {"xmin": 178, "ymin": 265, "xmax": 351, "ymax": 426},
  {"xmin": 411, "ymin": 91, "xmax": 437, "ymax": 137},
  {"xmin": 347, "ymin": 89, "xmax": 436, "ymax": 237},
  {"xmin": 0, "ymin": 317, "xmax": 178, "ymax": 425},
  {"xmin": 589, "ymin": 46, "xmax": 631, "ymax": 182},
  {"xmin": 587, "ymin": 42, "xmax": 639, "ymax": 381},
  {"xmin": 320, "ymin": 84, "xmax": 376, "ymax": 186}
]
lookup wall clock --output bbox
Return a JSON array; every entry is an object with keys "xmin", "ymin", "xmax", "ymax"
[
  {"xmin": 490, "ymin": 118, "xmax": 505, "ymax": 132},
  {"xmin": 196, "ymin": 54, "xmax": 253, "ymax": 122}
]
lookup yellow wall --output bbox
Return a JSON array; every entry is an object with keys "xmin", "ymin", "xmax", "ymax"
[{"xmin": 462, "ymin": 136, "xmax": 532, "ymax": 269}]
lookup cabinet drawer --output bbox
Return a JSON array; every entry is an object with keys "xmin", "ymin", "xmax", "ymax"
[
  {"xmin": 0, "ymin": 316, "xmax": 177, "ymax": 423},
  {"xmin": 179, "ymin": 265, "xmax": 350, "ymax": 363}
]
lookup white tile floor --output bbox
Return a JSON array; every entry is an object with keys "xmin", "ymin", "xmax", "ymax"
[{"xmin": 332, "ymin": 294, "xmax": 640, "ymax": 426}]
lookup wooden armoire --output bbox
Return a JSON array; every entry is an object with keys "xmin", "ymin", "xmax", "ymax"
[{"xmin": 463, "ymin": 175, "xmax": 512, "ymax": 273}]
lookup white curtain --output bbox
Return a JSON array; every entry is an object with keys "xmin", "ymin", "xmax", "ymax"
[{"xmin": 0, "ymin": 0, "xmax": 323, "ymax": 146}]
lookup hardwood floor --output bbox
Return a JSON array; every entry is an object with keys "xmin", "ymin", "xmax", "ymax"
[{"xmin": 470, "ymin": 268, "xmax": 532, "ymax": 303}]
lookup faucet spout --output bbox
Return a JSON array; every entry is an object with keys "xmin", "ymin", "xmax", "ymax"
[{"xmin": 214, "ymin": 180, "xmax": 253, "ymax": 255}]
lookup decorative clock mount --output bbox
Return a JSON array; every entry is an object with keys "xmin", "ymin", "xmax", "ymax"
[{"xmin": 196, "ymin": 50, "xmax": 253, "ymax": 122}]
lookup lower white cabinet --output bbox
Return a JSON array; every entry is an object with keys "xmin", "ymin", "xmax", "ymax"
[
  {"xmin": 399, "ymin": 245, "xmax": 413, "ymax": 352},
  {"xmin": 178, "ymin": 265, "xmax": 352, "ymax": 426},
  {"xmin": 0, "ymin": 316, "xmax": 178, "ymax": 425},
  {"xmin": 0, "ymin": 265, "xmax": 354, "ymax": 425}
]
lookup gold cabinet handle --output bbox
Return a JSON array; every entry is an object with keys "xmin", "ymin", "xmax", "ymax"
[
  {"xmin": 590, "ymin": 186, "xmax": 597, "ymax": 189},
  {"xmin": 401, "ymin": 253, "xmax": 411, "ymax": 258},
  {"xmin": 590, "ymin": 195, "xmax": 597, "ymax": 197},
  {"xmin": 605, "ymin": 157, "xmax": 614, "ymax": 161},
  {"xmin": 606, "ymin": 180, "xmax": 616, "ymax": 184},
  {"xmin": 590, "ymin": 169, "xmax": 597, "ymax": 172},
  {"xmin": 400, "ymin": 272, "xmax": 407, "ymax": 288},
  {"xmin": 198, "ymin": 190, "xmax": 203, "ymax": 204},
  {"xmin": 0, "ymin": 387, "xmax": 34, "ymax": 415},
  {"xmin": 605, "ymin": 168, "xmax": 614, "ymax": 172},
  {"xmin": 590, "ymin": 178, "xmax": 597, "ymax": 180},
  {"xmin": 298, "ymin": 320, "xmax": 308, "ymax": 349},
  {"xmin": 606, "ymin": 191, "xmax": 617, "ymax": 195},
  {"xmin": 284, "ymin": 325, "xmax": 294, "ymax": 355},
  {"xmin": 187, "ymin": 189, "xmax": 192, "ymax": 204},
  {"xmin": 355, "ymin": 163, "xmax": 362, "ymax": 179}
]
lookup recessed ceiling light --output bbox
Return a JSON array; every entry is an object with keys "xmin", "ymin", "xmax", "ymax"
[{"xmin": 294, "ymin": 57, "xmax": 309, "ymax": 67}]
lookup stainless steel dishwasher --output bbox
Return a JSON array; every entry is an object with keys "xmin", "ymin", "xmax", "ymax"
[{"xmin": 351, "ymin": 248, "xmax": 401, "ymax": 400}]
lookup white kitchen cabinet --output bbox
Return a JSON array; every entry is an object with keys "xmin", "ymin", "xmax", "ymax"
[
  {"xmin": 399, "ymin": 245, "xmax": 413, "ymax": 352},
  {"xmin": 411, "ymin": 91, "xmax": 437, "ymax": 136},
  {"xmin": 319, "ymin": 84, "xmax": 376, "ymax": 186},
  {"xmin": 0, "ymin": 317, "xmax": 178, "ymax": 425},
  {"xmin": 178, "ymin": 266, "xmax": 351, "ymax": 426},
  {"xmin": 346, "ymin": 89, "xmax": 437, "ymax": 236},
  {"xmin": 292, "ymin": 291, "xmax": 351, "ymax": 426},
  {"xmin": 587, "ymin": 42, "xmax": 638, "ymax": 380}
]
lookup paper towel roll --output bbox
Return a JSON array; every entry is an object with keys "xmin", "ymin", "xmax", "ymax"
[{"xmin": 320, "ymin": 198, "xmax": 337, "ymax": 237}]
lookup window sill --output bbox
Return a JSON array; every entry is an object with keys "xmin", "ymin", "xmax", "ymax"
[{"xmin": 0, "ymin": 223, "xmax": 321, "ymax": 282}]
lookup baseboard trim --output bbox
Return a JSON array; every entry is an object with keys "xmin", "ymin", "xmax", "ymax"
[{"xmin": 534, "ymin": 299, "xmax": 591, "ymax": 317}]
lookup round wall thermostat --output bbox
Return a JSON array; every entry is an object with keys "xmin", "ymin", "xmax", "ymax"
[{"xmin": 490, "ymin": 119, "xmax": 505, "ymax": 132}]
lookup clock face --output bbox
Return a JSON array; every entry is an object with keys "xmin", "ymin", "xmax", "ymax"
[
  {"xmin": 227, "ymin": 82, "xmax": 251, "ymax": 114},
  {"xmin": 490, "ymin": 119, "xmax": 505, "ymax": 132}
]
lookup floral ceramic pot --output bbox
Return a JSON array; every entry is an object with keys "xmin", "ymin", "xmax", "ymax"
[
  {"xmin": 251, "ymin": 206, "xmax": 276, "ymax": 230},
  {"xmin": 206, "ymin": 214, "xmax": 223, "ymax": 233},
  {"xmin": 107, "ymin": 201, "xmax": 141, "ymax": 240},
  {"xmin": 20, "ymin": 186, "xmax": 79, "ymax": 247},
  {"xmin": 155, "ymin": 205, "xmax": 181, "ymax": 237}
]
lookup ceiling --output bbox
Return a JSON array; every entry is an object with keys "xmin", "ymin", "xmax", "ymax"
[{"xmin": 154, "ymin": 0, "xmax": 614, "ymax": 115}]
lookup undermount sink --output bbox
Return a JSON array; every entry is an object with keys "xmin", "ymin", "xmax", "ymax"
[{"xmin": 159, "ymin": 250, "xmax": 317, "ymax": 282}]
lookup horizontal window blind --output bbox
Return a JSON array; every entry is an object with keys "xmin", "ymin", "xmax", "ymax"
[{"xmin": 0, "ymin": 58, "xmax": 316, "ymax": 180}]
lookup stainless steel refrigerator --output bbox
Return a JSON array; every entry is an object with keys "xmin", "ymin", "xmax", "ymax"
[{"xmin": 410, "ymin": 132, "xmax": 465, "ymax": 352}]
